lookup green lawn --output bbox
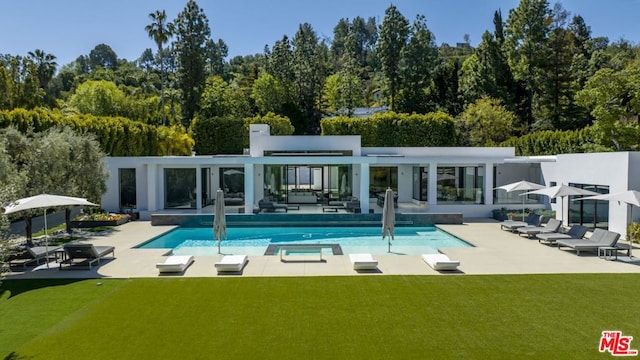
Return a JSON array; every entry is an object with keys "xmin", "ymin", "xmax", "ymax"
[{"xmin": 1, "ymin": 275, "xmax": 639, "ymax": 359}]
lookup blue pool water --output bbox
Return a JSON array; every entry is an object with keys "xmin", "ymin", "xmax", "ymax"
[{"xmin": 138, "ymin": 226, "xmax": 472, "ymax": 256}]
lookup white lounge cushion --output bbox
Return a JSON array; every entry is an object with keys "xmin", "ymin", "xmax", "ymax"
[
  {"xmin": 215, "ymin": 255, "xmax": 248, "ymax": 273},
  {"xmin": 421, "ymin": 253, "xmax": 460, "ymax": 271},
  {"xmin": 349, "ymin": 253, "xmax": 378, "ymax": 270},
  {"xmin": 156, "ymin": 255, "xmax": 194, "ymax": 273}
]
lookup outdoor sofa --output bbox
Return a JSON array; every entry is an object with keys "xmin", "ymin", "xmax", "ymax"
[
  {"xmin": 536, "ymin": 224, "xmax": 588, "ymax": 245},
  {"xmin": 517, "ymin": 218, "xmax": 562, "ymax": 238},
  {"xmin": 349, "ymin": 253, "xmax": 378, "ymax": 271},
  {"xmin": 258, "ymin": 199, "xmax": 288, "ymax": 213},
  {"xmin": 421, "ymin": 253, "xmax": 460, "ymax": 271},
  {"xmin": 556, "ymin": 228, "xmax": 620, "ymax": 256},
  {"xmin": 156, "ymin": 255, "xmax": 194, "ymax": 273},
  {"xmin": 215, "ymin": 254, "xmax": 248, "ymax": 273},
  {"xmin": 60, "ymin": 243, "xmax": 115, "ymax": 270}
]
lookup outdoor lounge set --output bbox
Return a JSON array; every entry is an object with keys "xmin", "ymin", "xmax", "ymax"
[{"xmin": 499, "ymin": 215, "xmax": 628, "ymax": 258}]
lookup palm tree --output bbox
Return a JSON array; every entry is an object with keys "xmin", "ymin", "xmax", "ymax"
[
  {"xmin": 27, "ymin": 49, "xmax": 57, "ymax": 89},
  {"xmin": 145, "ymin": 10, "xmax": 174, "ymax": 126}
]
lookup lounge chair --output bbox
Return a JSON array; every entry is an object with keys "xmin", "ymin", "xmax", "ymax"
[
  {"xmin": 517, "ymin": 218, "xmax": 562, "ymax": 238},
  {"xmin": 536, "ymin": 225, "xmax": 588, "ymax": 245},
  {"xmin": 421, "ymin": 253, "xmax": 460, "ymax": 271},
  {"xmin": 557, "ymin": 229, "xmax": 621, "ymax": 255},
  {"xmin": 215, "ymin": 255, "xmax": 248, "ymax": 273},
  {"xmin": 500, "ymin": 213, "xmax": 543, "ymax": 232},
  {"xmin": 60, "ymin": 243, "xmax": 115, "ymax": 270},
  {"xmin": 9, "ymin": 245, "xmax": 61, "ymax": 269},
  {"xmin": 156, "ymin": 255, "xmax": 194, "ymax": 273},
  {"xmin": 349, "ymin": 253, "xmax": 378, "ymax": 270},
  {"xmin": 258, "ymin": 199, "xmax": 288, "ymax": 213}
]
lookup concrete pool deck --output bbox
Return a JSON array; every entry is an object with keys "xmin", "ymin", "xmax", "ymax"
[{"xmin": 6, "ymin": 219, "xmax": 640, "ymax": 279}]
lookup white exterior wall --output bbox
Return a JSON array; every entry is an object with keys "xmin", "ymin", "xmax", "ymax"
[{"xmin": 541, "ymin": 152, "xmax": 634, "ymax": 238}]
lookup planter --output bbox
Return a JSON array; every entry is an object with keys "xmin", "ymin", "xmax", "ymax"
[{"xmin": 71, "ymin": 217, "xmax": 129, "ymax": 228}]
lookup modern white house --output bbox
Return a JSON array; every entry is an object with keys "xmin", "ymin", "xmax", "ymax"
[{"xmin": 101, "ymin": 124, "xmax": 640, "ymax": 238}]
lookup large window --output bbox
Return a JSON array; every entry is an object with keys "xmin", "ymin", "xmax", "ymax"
[
  {"xmin": 413, "ymin": 167, "xmax": 428, "ymax": 201},
  {"xmin": 164, "ymin": 168, "xmax": 196, "ymax": 209},
  {"xmin": 118, "ymin": 168, "xmax": 136, "ymax": 210},
  {"xmin": 370, "ymin": 167, "xmax": 397, "ymax": 198},
  {"xmin": 568, "ymin": 183, "xmax": 609, "ymax": 229},
  {"xmin": 220, "ymin": 168, "xmax": 244, "ymax": 196},
  {"xmin": 437, "ymin": 166, "xmax": 484, "ymax": 204},
  {"xmin": 493, "ymin": 163, "xmax": 543, "ymax": 205}
]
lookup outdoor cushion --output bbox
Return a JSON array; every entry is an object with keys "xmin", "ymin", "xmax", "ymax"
[
  {"xmin": 349, "ymin": 253, "xmax": 378, "ymax": 270},
  {"xmin": 215, "ymin": 255, "xmax": 248, "ymax": 273},
  {"xmin": 422, "ymin": 253, "xmax": 460, "ymax": 271},
  {"xmin": 156, "ymin": 255, "xmax": 194, "ymax": 273}
]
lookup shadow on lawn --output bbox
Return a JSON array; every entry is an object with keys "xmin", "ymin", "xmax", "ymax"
[{"xmin": 0, "ymin": 278, "xmax": 84, "ymax": 299}]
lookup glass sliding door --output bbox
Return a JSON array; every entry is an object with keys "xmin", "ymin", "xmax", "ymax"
[
  {"xmin": 164, "ymin": 168, "xmax": 196, "ymax": 209},
  {"xmin": 412, "ymin": 166, "xmax": 427, "ymax": 201},
  {"xmin": 437, "ymin": 165, "xmax": 484, "ymax": 204},
  {"xmin": 119, "ymin": 168, "xmax": 136, "ymax": 210}
]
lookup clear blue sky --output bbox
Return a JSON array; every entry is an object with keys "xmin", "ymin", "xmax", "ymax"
[{"xmin": 1, "ymin": 0, "xmax": 638, "ymax": 69}]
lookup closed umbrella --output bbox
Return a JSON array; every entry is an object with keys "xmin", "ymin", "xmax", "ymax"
[
  {"xmin": 523, "ymin": 185, "xmax": 598, "ymax": 226},
  {"xmin": 2, "ymin": 194, "xmax": 98, "ymax": 267},
  {"xmin": 382, "ymin": 188, "xmax": 395, "ymax": 253},
  {"xmin": 576, "ymin": 190, "xmax": 640, "ymax": 258},
  {"xmin": 213, "ymin": 189, "xmax": 227, "ymax": 254},
  {"xmin": 495, "ymin": 180, "xmax": 545, "ymax": 221}
]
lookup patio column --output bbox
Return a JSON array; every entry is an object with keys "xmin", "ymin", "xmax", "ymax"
[
  {"xmin": 428, "ymin": 162, "xmax": 438, "ymax": 205},
  {"xmin": 195, "ymin": 165, "xmax": 202, "ymax": 210},
  {"xmin": 244, "ymin": 163, "xmax": 255, "ymax": 214},
  {"xmin": 147, "ymin": 164, "xmax": 158, "ymax": 211},
  {"xmin": 484, "ymin": 162, "xmax": 494, "ymax": 205},
  {"xmin": 359, "ymin": 163, "xmax": 370, "ymax": 213}
]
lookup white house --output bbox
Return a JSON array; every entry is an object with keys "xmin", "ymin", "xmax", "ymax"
[{"xmin": 101, "ymin": 124, "xmax": 640, "ymax": 239}]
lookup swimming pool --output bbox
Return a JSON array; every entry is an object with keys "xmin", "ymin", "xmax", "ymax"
[{"xmin": 138, "ymin": 226, "xmax": 473, "ymax": 256}]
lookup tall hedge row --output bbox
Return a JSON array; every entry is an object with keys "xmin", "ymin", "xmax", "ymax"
[
  {"xmin": 191, "ymin": 112, "xmax": 295, "ymax": 155},
  {"xmin": 321, "ymin": 111, "xmax": 457, "ymax": 147},
  {"xmin": 499, "ymin": 127, "xmax": 601, "ymax": 156},
  {"xmin": 0, "ymin": 108, "xmax": 193, "ymax": 156}
]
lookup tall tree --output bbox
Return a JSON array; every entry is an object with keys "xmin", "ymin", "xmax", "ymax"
[
  {"xmin": 292, "ymin": 23, "xmax": 325, "ymax": 133},
  {"xmin": 173, "ymin": 0, "xmax": 211, "ymax": 127},
  {"xmin": 88, "ymin": 44, "xmax": 118, "ymax": 70},
  {"xmin": 396, "ymin": 15, "xmax": 439, "ymax": 113},
  {"xmin": 27, "ymin": 49, "xmax": 57, "ymax": 91},
  {"xmin": 205, "ymin": 38, "xmax": 228, "ymax": 77},
  {"xmin": 378, "ymin": 5, "xmax": 409, "ymax": 111},
  {"xmin": 145, "ymin": 9, "xmax": 175, "ymax": 125},
  {"xmin": 504, "ymin": 0, "xmax": 552, "ymax": 130}
]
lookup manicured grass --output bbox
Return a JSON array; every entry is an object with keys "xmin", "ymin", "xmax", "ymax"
[{"xmin": 2, "ymin": 275, "xmax": 639, "ymax": 359}]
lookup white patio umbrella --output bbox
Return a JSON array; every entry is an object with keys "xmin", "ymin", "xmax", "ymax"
[
  {"xmin": 523, "ymin": 185, "xmax": 598, "ymax": 226},
  {"xmin": 213, "ymin": 189, "xmax": 227, "ymax": 254},
  {"xmin": 381, "ymin": 188, "xmax": 395, "ymax": 253},
  {"xmin": 495, "ymin": 180, "xmax": 545, "ymax": 220},
  {"xmin": 2, "ymin": 194, "xmax": 98, "ymax": 267},
  {"xmin": 576, "ymin": 190, "xmax": 640, "ymax": 258}
]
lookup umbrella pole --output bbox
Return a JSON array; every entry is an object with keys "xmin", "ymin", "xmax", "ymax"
[
  {"xmin": 44, "ymin": 209, "xmax": 49, "ymax": 268},
  {"xmin": 522, "ymin": 193, "xmax": 526, "ymax": 221}
]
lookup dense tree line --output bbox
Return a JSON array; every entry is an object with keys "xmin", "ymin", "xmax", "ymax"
[{"xmin": 0, "ymin": 0, "xmax": 639, "ymax": 147}]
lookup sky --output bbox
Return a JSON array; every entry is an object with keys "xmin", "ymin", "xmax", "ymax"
[{"xmin": 1, "ymin": 0, "xmax": 638, "ymax": 70}]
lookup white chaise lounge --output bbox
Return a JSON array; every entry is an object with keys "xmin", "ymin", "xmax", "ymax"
[
  {"xmin": 156, "ymin": 255, "xmax": 194, "ymax": 273},
  {"xmin": 349, "ymin": 253, "xmax": 379, "ymax": 270},
  {"xmin": 421, "ymin": 253, "xmax": 460, "ymax": 271},
  {"xmin": 215, "ymin": 255, "xmax": 248, "ymax": 273}
]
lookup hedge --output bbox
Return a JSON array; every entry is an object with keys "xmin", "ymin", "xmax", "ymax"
[
  {"xmin": 320, "ymin": 111, "xmax": 457, "ymax": 147},
  {"xmin": 499, "ymin": 127, "xmax": 602, "ymax": 156},
  {"xmin": 0, "ymin": 108, "xmax": 193, "ymax": 156},
  {"xmin": 191, "ymin": 112, "xmax": 294, "ymax": 155}
]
